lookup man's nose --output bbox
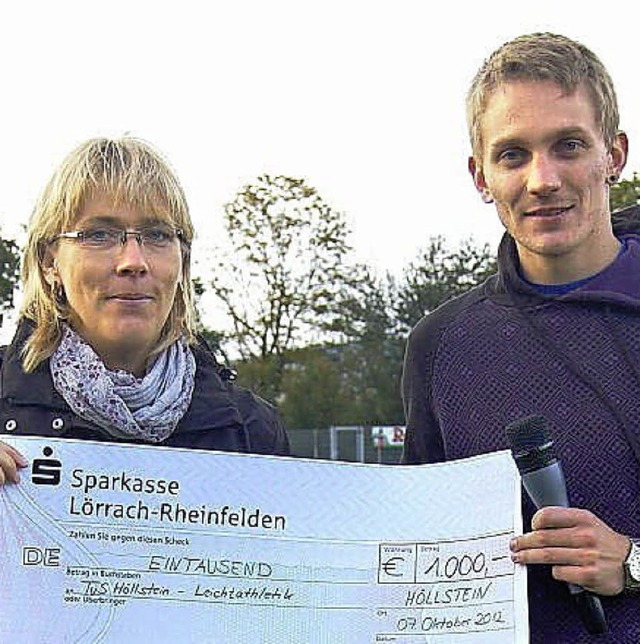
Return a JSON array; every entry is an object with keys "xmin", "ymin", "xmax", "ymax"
[{"xmin": 526, "ymin": 153, "xmax": 561, "ymax": 196}]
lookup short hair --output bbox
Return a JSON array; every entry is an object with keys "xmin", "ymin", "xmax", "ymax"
[
  {"xmin": 20, "ymin": 136, "xmax": 197, "ymax": 372},
  {"xmin": 467, "ymin": 33, "xmax": 619, "ymax": 161}
]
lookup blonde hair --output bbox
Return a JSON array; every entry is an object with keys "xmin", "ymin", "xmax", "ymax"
[
  {"xmin": 20, "ymin": 136, "xmax": 197, "ymax": 372},
  {"xmin": 467, "ymin": 33, "xmax": 619, "ymax": 161}
]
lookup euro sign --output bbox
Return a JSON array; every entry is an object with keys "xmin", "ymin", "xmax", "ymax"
[{"xmin": 381, "ymin": 556, "xmax": 404, "ymax": 577}]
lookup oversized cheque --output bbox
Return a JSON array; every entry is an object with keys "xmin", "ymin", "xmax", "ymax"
[{"xmin": 0, "ymin": 436, "xmax": 528, "ymax": 643}]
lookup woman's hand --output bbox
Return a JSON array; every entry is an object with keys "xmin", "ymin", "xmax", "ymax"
[
  {"xmin": 510, "ymin": 506, "xmax": 630, "ymax": 596},
  {"xmin": 0, "ymin": 440, "xmax": 28, "ymax": 486}
]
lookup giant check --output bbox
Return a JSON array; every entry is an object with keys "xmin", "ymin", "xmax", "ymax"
[{"xmin": 0, "ymin": 436, "xmax": 528, "ymax": 643}]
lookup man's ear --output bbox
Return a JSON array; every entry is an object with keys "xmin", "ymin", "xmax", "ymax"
[
  {"xmin": 609, "ymin": 130, "xmax": 629, "ymax": 179},
  {"xmin": 468, "ymin": 156, "xmax": 493, "ymax": 203}
]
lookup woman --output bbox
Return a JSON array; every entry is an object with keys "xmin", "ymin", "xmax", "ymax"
[{"xmin": 0, "ymin": 136, "xmax": 289, "ymax": 483}]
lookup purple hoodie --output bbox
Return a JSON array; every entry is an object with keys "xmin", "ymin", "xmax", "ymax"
[{"xmin": 402, "ymin": 206, "xmax": 640, "ymax": 643}]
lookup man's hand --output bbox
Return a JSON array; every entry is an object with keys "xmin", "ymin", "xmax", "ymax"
[
  {"xmin": 0, "ymin": 440, "xmax": 28, "ymax": 486},
  {"xmin": 510, "ymin": 506, "xmax": 631, "ymax": 596}
]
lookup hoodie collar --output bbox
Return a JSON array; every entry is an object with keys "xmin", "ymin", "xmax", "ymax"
[{"xmin": 497, "ymin": 205, "xmax": 640, "ymax": 309}]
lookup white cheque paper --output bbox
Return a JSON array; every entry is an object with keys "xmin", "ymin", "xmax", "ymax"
[{"xmin": 0, "ymin": 436, "xmax": 528, "ymax": 643}]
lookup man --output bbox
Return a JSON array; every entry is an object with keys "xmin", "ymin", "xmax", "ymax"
[{"xmin": 401, "ymin": 33, "xmax": 639, "ymax": 642}]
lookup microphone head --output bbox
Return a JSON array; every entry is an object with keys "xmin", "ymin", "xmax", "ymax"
[{"xmin": 505, "ymin": 415, "xmax": 557, "ymax": 473}]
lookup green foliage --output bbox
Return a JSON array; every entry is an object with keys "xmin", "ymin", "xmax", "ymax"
[
  {"xmin": 232, "ymin": 269, "xmax": 406, "ymax": 426},
  {"xmin": 276, "ymin": 339, "xmax": 404, "ymax": 431},
  {"xmin": 336, "ymin": 339, "xmax": 405, "ymax": 427},
  {"xmin": 395, "ymin": 236, "xmax": 497, "ymax": 332},
  {"xmin": 324, "ymin": 265, "xmax": 394, "ymax": 341},
  {"xmin": 279, "ymin": 347, "xmax": 347, "ymax": 429},
  {"xmin": 208, "ymin": 174, "xmax": 358, "ymax": 394},
  {"xmin": 192, "ymin": 276, "xmax": 206, "ymax": 299},
  {"xmin": 610, "ymin": 173, "xmax": 640, "ymax": 212},
  {"xmin": 233, "ymin": 355, "xmax": 283, "ymax": 405},
  {"xmin": 0, "ymin": 234, "xmax": 21, "ymax": 313},
  {"xmin": 324, "ymin": 268, "xmax": 405, "ymax": 425}
]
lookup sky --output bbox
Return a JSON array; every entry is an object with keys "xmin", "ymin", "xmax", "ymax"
[{"xmin": 1, "ymin": 0, "xmax": 639, "ymax": 332}]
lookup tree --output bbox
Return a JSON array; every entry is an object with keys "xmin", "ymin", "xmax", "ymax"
[
  {"xmin": 325, "ymin": 267, "xmax": 405, "ymax": 425},
  {"xmin": 267, "ymin": 270, "xmax": 404, "ymax": 430},
  {"xmin": 0, "ymin": 233, "xmax": 21, "ymax": 317},
  {"xmin": 395, "ymin": 236, "xmax": 497, "ymax": 333},
  {"xmin": 208, "ymin": 175, "xmax": 357, "ymax": 395},
  {"xmin": 611, "ymin": 173, "xmax": 640, "ymax": 212},
  {"xmin": 279, "ymin": 346, "xmax": 348, "ymax": 430}
]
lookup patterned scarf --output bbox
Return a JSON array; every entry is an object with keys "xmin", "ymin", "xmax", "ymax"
[{"xmin": 50, "ymin": 325, "xmax": 196, "ymax": 443}]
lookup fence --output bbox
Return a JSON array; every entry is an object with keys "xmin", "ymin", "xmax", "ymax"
[{"xmin": 287, "ymin": 425, "xmax": 405, "ymax": 464}]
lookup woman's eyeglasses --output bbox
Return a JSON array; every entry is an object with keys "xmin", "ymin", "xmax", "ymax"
[{"xmin": 51, "ymin": 225, "xmax": 184, "ymax": 250}]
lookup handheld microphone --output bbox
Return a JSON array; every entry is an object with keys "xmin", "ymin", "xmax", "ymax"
[{"xmin": 505, "ymin": 415, "xmax": 607, "ymax": 635}]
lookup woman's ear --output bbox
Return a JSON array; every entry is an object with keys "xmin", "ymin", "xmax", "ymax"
[{"xmin": 42, "ymin": 247, "xmax": 59, "ymax": 288}]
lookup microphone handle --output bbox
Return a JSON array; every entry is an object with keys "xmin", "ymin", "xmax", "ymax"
[
  {"xmin": 520, "ymin": 461, "xmax": 569, "ymax": 508},
  {"xmin": 520, "ymin": 462, "xmax": 607, "ymax": 635}
]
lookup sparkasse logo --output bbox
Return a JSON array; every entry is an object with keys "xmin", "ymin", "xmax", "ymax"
[{"xmin": 31, "ymin": 446, "xmax": 62, "ymax": 486}]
